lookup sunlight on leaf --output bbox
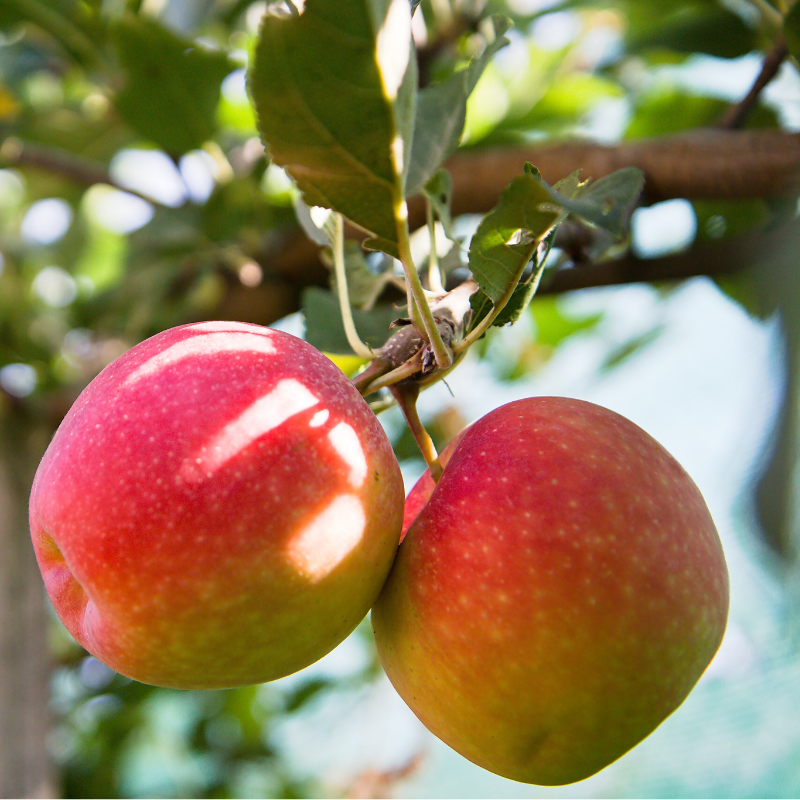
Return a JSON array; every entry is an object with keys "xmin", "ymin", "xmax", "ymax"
[{"xmin": 249, "ymin": 0, "xmax": 416, "ymax": 243}]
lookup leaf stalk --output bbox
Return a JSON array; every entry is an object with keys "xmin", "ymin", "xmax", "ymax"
[
  {"xmin": 394, "ymin": 203, "xmax": 454, "ymax": 370},
  {"xmin": 332, "ymin": 213, "xmax": 375, "ymax": 360},
  {"xmin": 426, "ymin": 200, "xmax": 446, "ymax": 294}
]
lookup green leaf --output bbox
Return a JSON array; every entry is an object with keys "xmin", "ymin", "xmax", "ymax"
[
  {"xmin": 422, "ymin": 169, "xmax": 455, "ymax": 238},
  {"xmin": 552, "ymin": 169, "xmax": 584, "ymax": 199},
  {"xmin": 739, "ymin": 222, "xmax": 800, "ymax": 563},
  {"xmin": 294, "ymin": 201, "xmax": 397, "ymax": 308},
  {"xmin": 113, "ymin": 15, "xmax": 234, "ymax": 155},
  {"xmin": 625, "ymin": 3, "xmax": 758, "ymax": 59},
  {"xmin": 494, "ymin": 72, "xmax": 624, "ymax": 142},
  {"xmin": 283, "ymin": 678, "xmax": 332, "ymax": 712},
  {"xmin": 405, "ymin": 15, "xmax": 510, "ymax": 197},
  {"xmin": 302, "ymin": 286, "xmax": 400, "ymax": 354},
  {"xmin": 784, "ymin": 2, "xmax": 800, "ymax": 63},
  {"xmin": 248, "ymin": 0, "xmax": 417, "ymax": 244},
  {"xmin": 602, "ymin": 327, "xmax": 665, "ymax": 371},
  {"xmin": 693, "ymin": 199, "xmax": 770, "ymax": 244},
  {"xmin": 531, "ymin": 295, "xmax": 603, "ymax": 349},
  {"xmin": 543, "ymin": 166, "xmax": 645, "ymax": 239},
  {"xmin": 469, "ymin": 268, "xmax": 543, "ymax": 330},
  {"xmin": 293, "ymin": 199, "xmax": 338, "ymax": 247},
  {"xmin": 362, "ymin": 235, "xmax": 401, "ymax": 259},
  {"xmin": 626, "ymin": 90, "xmax": 725, "ymax": 138},
  {"xmin": 468, "ymin": 166, "xmax": 560, "ymax": 305}
]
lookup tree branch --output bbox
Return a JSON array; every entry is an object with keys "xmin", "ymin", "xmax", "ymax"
[
  {"xmin": 7, "ymin": 128, "xmax": 800, "ymax": 324},
  {"xmin": 441, "ymin": 129, "xmax": 800, "ymax": 217},
  {"xmin": 717, "ymin": 37, "xmax": 790, "ymax": 130},
  {"xmin": 241, "ymin": 128, "xmax": 800, "ymax": 312},
  {"xmin": 0, "ymin": 138, "xmax": 164, "ymax": 206},
  {"xmin": 537, "ymin": 222, "xmax": 796, "ymax": 297}
]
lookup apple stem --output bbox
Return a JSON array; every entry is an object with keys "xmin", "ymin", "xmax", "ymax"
[
  {"xmin": 351, "ymin": 357, "xmax": 392, "ymax": 394},
  {"xmin": 361, "ymin": 353, "xmax": 424, "ymax": 396},
  {"xmin": 390, "ymin": 383, "xmax": 443, "ymax": 482}
]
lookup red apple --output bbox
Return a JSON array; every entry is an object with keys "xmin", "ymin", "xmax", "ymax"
[
  {"xmin": 30, "ymin": 321, "xmax": 404, "ymax": 689},
  {"xmin": 372, "ymin": 397, "xmax": 729, "ymax": 785}
]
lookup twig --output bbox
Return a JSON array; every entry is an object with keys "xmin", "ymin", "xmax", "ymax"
[
  {"xmin": 537, "ymin": 222, "xmax": 796, "ymax": 296},
  {"xmin": 717, "ymin": 37, "xmax": 790, "ymax": 130},
  {"xmin": 0, "ymin": 139, "xmax": 164, "ymax": 206}
]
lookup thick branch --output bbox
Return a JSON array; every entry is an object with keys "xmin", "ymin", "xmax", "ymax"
[
  {"xmin": 7, "ymin": 128, "xmax": 800, "ymax": 322},
  {"xmin": 441, "ymin": 129, "xmax": 800, "ymax": 217},
  {"xmin": 224, "ymin": 128, "xmax": 800, "ymax": 322}
]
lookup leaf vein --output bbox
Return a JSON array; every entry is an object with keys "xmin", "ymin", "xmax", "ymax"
[{"xmin": 267, "ymin": 23, "xmax": 395, "ymax": 192}]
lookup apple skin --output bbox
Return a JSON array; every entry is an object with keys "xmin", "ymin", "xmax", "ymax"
[
  {"xmin": 399, "ymin": 426, "xmax": 468, "ymax": 542},
  {"xmin": 30, "ymin": 321, "xmax": 404, "ymax": 690},
  {"xmin": 372, "ymin": 397, "xmax": 729, "ymax": 785}
]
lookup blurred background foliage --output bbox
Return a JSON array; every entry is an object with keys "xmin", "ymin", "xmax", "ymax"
[{"xmin": 2, "ymin": 0, "xmax": 800, "ymax": 797}]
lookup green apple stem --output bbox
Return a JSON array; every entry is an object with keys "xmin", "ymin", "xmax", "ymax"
[
  {"xmin": 351, "ymin": 357, "xmax": 392, "ymax": 394},
  {"xmin": 390, "ymin": 382, "xmax": 443, "ymax": 482},
  {"xmin": 332, "ymin": 212, "xmax": 376, "ymax": 361},
  {"xmin": 360, "ymin": 352, "xmax": 424, "ymax": 396}
]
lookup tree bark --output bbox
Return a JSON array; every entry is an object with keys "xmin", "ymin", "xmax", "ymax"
[
  {"xmin": 0, "ymin": 415, "xmax": 55, "ymax": 798},
  {"xmin": 218, "ymin": 130, "xmax": 799, "ymax": 327},
  {"xmin": 444, "ymin": 129, "xmax": 800, "ymax": 214}
]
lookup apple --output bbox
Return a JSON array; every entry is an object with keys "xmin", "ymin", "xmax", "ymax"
[
  {"xmin": 372, "ymin": 397, "xmax": 729, "ymax": 785},
  {"xmin": 30, "ymin": 321, "xmax": 404, "ymax": 690}
]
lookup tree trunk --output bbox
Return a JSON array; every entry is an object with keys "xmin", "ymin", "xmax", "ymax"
[{"xmin": 0, "ymin": 415, "xmax": 55, "ymax": 798}]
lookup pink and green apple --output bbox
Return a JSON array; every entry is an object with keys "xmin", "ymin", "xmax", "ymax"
[
  {"xmin": 373, "ymin": 396, "xmax": 729, "ymax": 785},
  {"xmin": 30, "ymin": 321, "xmax": 404, "ymax": 689}
]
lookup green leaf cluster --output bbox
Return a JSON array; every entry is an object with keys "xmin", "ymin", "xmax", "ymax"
[{"xmin": 249, "ymin": 1, "xmax": 642, "ymax": 356}]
